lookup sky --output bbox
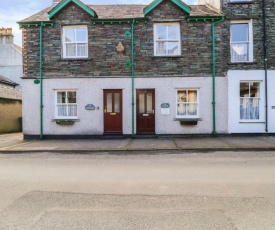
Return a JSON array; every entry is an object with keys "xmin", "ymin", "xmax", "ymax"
[{"xmin": 0, "ymin": 0, "xmax": 198, "ymax": 46}]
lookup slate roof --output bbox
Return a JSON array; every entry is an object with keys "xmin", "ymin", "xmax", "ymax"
[
  {"xmin": 0, "ymin": 75, "xmax": 19, "ymax": 87},
  {"xmin": 19, "ymin": 4, "xmax": 222, "ymax": 23}
]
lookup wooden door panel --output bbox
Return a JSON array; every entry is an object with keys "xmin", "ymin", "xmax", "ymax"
[
  {"xmin": 104, "ymin": 90, "xmax": 122, "ymax": 134},
  {"xmin": 136, "ymin": 89, "xmax": 155, "ymax": 134}
]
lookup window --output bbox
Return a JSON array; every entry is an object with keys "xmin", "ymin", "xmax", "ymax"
[
  {"xmin": 177, "ymin": 90, "xmax": 198, "ymax": 117},
  {"xmin": 230, "ymin": 20, "xmax": 253, "ymax": 62},
  {"xmin": 62, "ymin": 26, "xmax": 88, "ymax": 58},
  {"xmin": 154, "ymin": 23, "xmax": 181, "ymax": 56},
  {"xmin": 240, "ymin": 82, "xmax": 259, "ymax": 120},
  {"xmin": 56, "ymin": 90, "xmax": 77, "ymax": 119}
]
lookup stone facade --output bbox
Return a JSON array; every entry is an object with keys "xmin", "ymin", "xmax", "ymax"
[{"xmin": 22, "ymin": 0, "xmax": 223, "ymax": 79}]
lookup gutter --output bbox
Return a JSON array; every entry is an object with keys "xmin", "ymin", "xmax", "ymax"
[
  {"xmin": 18, "ymin": 21, "xmax": 55, "ymax": 140},
  {"xmin": 262, "ymin": 0, "xmax": 268, "ymax": 132},
  {"xmin": 211, "ymin": 17, "xmax": 224, "ymax": 136},
  {"xmin": 39, "ymin": 22, "xmax": 44, "ymax": 140},
  {"xmin": 131, "ymin": 20, "xmax": 135, "ymax": 138},
  {"xmin": 186, "ymin": 16, "xmax": 224, "ymax": 136}
]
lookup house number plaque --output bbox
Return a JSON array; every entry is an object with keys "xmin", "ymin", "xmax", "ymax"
[
  {"xmin": 85, "ymin": 104, "xmax": 96, "ymax": 110},
  {"xmin": 161, "ymin": 103, "xmax": 170, "ymax": 108}
]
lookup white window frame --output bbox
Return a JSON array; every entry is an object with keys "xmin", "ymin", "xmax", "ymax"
[
  {"xmin": 176, "ymin": 89, "xmax": 199, "ymax": 118},
  {"xmin": 239, "ymin": 81, "xmax": 260, "ymax": 121},
  {"xmin": 55, "ymin": 90, "xmax": 78, "ymax": 119},
  {"xmin": 230, "ymin": 20, "xmax": 253, "ymax": 62},
  {"xmin": 62, "ymin": 25, "xmax": 88, "ymax": 59},
  {"xmin": 154, "ymin": 22, "xmax": 181, "ymax": 56}
]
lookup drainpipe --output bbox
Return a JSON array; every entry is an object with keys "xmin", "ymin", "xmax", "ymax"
[
  {"xmin": 262, "ymin": 0, "xmax": 268, "ymax": 132},
  {"xmin": 211, "ymin": 17, "xmax": 224, "ymax": 136},
  {"xmin": 39, "ymin": 22, "xmax": 44, "ymax": 140},
  {"xmin": 131, "ymin": 20, "xmax": 135, "ymax": 138}
]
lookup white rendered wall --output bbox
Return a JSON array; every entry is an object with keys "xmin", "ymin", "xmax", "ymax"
[
  {"xmin": 22, "ymin": 76, "xmax": 228, "ymax": 136},
  {"xmin": 228, "ymin": 70, "xmax": 266, "ymax": 133},
  {"xmin": 267, "ymin": 71, "xmax": 275, "ymax": 133}
]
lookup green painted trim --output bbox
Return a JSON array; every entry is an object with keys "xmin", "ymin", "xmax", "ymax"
[
  {"xmin": 171, "ymin": 0, "xmax": 191, "ymax": 14},
  {"xmin": 144, "ymin": 0, "xmax": 191, "ymax": 15},
  {"xmin": 39, "ymin": 22, "xmax": 44, "ymax": 140},
  {"xmin": 18, "ymin": 22, "xmax": 55, "ymax": 28},
  {"xmin": 92, "ymin": 18, "xmax": 148, "ymax": 24},
  {"xmin": 186, "ymin": 16, "xmax": 223, "ymax": 22},
  {"xmin": 48, "ymin": 0, "xmax": 97, "ymax": 19},
  {"xmin": 131, "ymin": 20, "xmax": 135, "ymax": 138}
]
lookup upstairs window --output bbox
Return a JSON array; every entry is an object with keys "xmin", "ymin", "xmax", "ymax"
[
  {"xmin": 62, "ymin": 26, "xmax": 88, "ymax": 58},
  {"xmin": 240, "ymin": 82, "xmax": 260, "ymax": 120},
  {"xmin": 56, "ymin": 90, "xmax": 77, "ymax": 119},
  {"xmin": 176, "ymin": 89, "xmax": 198, "ymax": 118},
  {"xmin": 230, "ymin": 20, "xmax": 253, "ymax": 62},
  {"xmin": 154, "ymin": 23, "xmax": 181, "ymax": 56}
]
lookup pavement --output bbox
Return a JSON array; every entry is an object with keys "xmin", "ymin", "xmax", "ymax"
[{"xmin": 1, "ymin": 132, "xmax": 275, "ymax": 153}]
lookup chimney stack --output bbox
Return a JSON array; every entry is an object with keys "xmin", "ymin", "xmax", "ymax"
[
  {"xmin": 0, "ymin": 28, "xmax": 14, "ymax": 44},
  {"xmin": 52, "ymin": 0, "xmax": 62, "ymax": 7}
]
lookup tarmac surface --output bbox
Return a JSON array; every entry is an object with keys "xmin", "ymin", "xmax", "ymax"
[{"xmin": 1, "ymin": 133, "xmax": 275, "ymax": 153}]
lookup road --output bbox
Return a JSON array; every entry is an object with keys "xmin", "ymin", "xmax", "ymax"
[{"xmin": 0, "ymin": 151, "xmax": 274, "ymax": 229}]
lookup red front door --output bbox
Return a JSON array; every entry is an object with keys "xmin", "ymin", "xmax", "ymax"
[
  {"xmin": 104, "ymin": 89, "xmax": 123, "ymax": 134},
  {"xmin": 136, "ymin": 89, "xmax": 155, "ymax": 134}
]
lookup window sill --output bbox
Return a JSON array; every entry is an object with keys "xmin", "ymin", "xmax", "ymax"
[
  {"xmin": 239, "ymin": 121, "xmax": 265, "ymax": 124},
  {"xmin": 152, "ymin": 55, "xmax": 182, "ymax": 58},
  {"xmin": 228, "ymin": 1, "xmax": 254, "ymax": 4},
  {"xmin": 174, "ymin": 118, "xmax": 201, "ymax": 125},
  {"xmin": 61, "ymin": 58, "xmax": 91, "ymax": 61},
  {"xmin": 53, "ymin": 119, "xmax": 79, "ymax": 125},
  {"xmin": 228, "ymin": 61, "xmax": 257, "ymax": 65}
]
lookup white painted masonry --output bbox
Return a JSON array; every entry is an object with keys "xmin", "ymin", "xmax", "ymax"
[
  {"xmin": 228, "ymin": 70, "xmax": 275, "ymax": 133},
  {"xmin": 22, "ymin": 77, "xmax": 228, "ymax": 136}
]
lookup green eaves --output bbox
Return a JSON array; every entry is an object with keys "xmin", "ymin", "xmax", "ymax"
[
  {"xmin": 144, "ymin": 0, "xmax": 191, "ymax": 16},
  {"xmin": 48, "ymin": 0, "xmax": 98, "ymax": 19}
]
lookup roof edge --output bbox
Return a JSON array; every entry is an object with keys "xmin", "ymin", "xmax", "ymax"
[
  {"xmin": 144, "ymin": 0, "xmax": 191, "ymax": 16},
  {"xmin": 48, "ymin": 0, "xmax": 98, "ymax": 19}
]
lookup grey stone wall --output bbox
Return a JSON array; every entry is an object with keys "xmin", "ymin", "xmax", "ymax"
[
  {"xmin": 22, "ymin": 0, "xmax": 224, "ymax": 78},
  {"xmin": 221, "ymin": 0, "xmax": 269, "ymax": 71}
]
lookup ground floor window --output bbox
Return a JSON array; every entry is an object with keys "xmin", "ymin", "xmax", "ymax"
[
  {"xmin": 55, "ymin": 90, "xmax": 77, "ymax": 119},
  {"xmin": 176, "ymin": 89, "xmax": 198, "ymax": 117},
  {"xmin": 240, "ymin": 81, "xmax": 260, "ymax": 120}
]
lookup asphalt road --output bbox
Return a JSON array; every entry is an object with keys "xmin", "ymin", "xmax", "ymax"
[{"xmin": 0, "ymin": 151, "xmax": 275, "ymax": 229}]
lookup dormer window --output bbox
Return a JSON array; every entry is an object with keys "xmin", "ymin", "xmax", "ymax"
[
  {"xmin": 62, "ymin": 25, "xmax": 88, "ymax": 59},
  {"xmin": 154, "ymin": 23, "xmax": 181, "ymax": 56}
]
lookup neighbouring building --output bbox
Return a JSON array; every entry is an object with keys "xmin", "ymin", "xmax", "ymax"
[
  {"xmin": 0, "ymin": 75, "xmax": 22, "ymax": 134},
  {"xmin": 221, "ymin": 0, "xmax": 275, "ymax": 133},
  {"xmin": 0, "ymin": 28, "xmax": 23, "ymax": 88}
]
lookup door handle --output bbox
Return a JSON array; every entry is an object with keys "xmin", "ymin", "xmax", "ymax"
[
  {"xmin": 110, "ymin": 113, "xmax": 116, "ymax": 115},
  {"xmin": 104, "ymin": 109, "xmax": 107, "ymax": 113}
]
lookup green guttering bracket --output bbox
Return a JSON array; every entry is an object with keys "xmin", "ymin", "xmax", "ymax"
[
  {"xmin": 211, "ymin": 16, "xmax": 224, "ymax": 136},
  {"xmin": 18, "ymin": 21, "xmax": 55, "ymax": 28},
  {"xmin": 144, "ymin": 0, "xmax": 191, "ymax": 15},
  {"xmin": 48, "ymin": 0, "xmax": 98, "ymax": 19},
  {"xmin": 186, "ymin": 16, "xmax": 223, "ymax": 22},
  {"xmin": 91, "ymin": 18, "xmax": 148, "ymax": 24},
  {"xmin": 131, "ymin": 19, "xmax": 135, "ymax": 138}
]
